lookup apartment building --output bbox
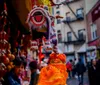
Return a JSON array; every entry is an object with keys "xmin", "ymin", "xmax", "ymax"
[
  {"xmin": 85, "ymin": 0, "xmax": 100, "ymax": 60},
  {"xmin": 52, "ymin": 0, "xmax": 87, "ymax": 63}
]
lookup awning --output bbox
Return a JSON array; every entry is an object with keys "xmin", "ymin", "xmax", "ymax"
[
  {"xmin": 88, "ymin": 37, "xmax": 100, "ymax": 47},
  {"xmin": 77, "ymin": 44, "xmax": 86, "ymax": 53},
  {"xmin": 86, "ymin": 46, "xmax": 96, "ymax": 51}
]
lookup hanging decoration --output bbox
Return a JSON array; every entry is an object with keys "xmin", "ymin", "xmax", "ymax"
[
  {"xmin": 26, "ymin": 1, "xmax": 57, "ymax": 61},
  {"xmin": 0, "ymin": 2, "xmax": 15, "ymax": 80},
  {"xmin": 26, "ymin": 6, "xmax": 48, "ymax": 33},
  {"xmin": 42, "ymin": 36, "xmax": 53, "ymax": 52},
  {"xmin": 26, "ymin": 1, "xmax": 68, "ymax": 85},
  {"xmin": 30, "ymin": 40, "xmax": 38, "ymax": 50},
  {"xmin": 26, "ymin": 5, "xmax": 57, "ymax": 42}
]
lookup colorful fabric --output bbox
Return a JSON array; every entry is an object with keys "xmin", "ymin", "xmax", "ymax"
[
  {"xmin": 37, "ymin": 65, "xmax": 68, "ymax": 85},
  {"xmin": 37, "ymin": 53, "xmax": 68, "ymax": 85},
  {"xmin": 48, "ymin": 53, "xmax": 66, "ymax": 64}
]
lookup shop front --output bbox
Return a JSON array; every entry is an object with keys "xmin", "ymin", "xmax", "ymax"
[{"xmin": 87, "ymin": 38, "xmax": 100, "ymax": 61}]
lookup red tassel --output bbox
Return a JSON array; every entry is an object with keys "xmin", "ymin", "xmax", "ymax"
[
  {"xmin": 38, "ymin": 45, "xmax": 44, "ymax": 64},
  {"xmin": 4, "ymin": 3, "xmax": 7, "ymax": 11}
]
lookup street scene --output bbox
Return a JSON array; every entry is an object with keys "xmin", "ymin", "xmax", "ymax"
[
  {"xmin": 0, "ymin": 0, "xmax": 100, "ymax": 85},
  {"xmin": 67, "ymin": 72, "xmax": 89, "ymax": 85}
]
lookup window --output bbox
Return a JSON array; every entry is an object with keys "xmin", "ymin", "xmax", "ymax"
[
  {"xmin": 67, "ymin": 32, "xmax": 72, "ymax": 41},
  {"xmin": 76, "ymin": 8, "xmax": 83, "ymax": 15},
  {"xmin": 57, "ymin": 30, "xmax": 62, "ymax": 43},
  {"xmin": 76, "ymin": 8, "xmax": 84, "ymax": 19},
  {"xmin": 56, "ymin": 11, "xmax": 60, "ymax": 15},
  {"xmin": 57, "ymin": 19, "xmax": 61, "ymax": 24},
  {"xmin": 91, "ymin": 24, "xmax": 97, "ymax": 40},
  {"xmin": 52, "ymin": 8, "xmax": 54, "ymax": 15},
  {"xmin": 78, "ymin": 30, "xmax": 84, "ymax": 40},
  {"xmin": 58, "ymin": 34, "xmax": 62, "ymax": 43}
]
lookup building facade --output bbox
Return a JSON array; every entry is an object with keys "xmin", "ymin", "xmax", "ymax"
[
  {"xmin": 85, "ymin": 0, "xmax": 100, "ymax": 60},
  {"xmin": 52, "ymin": 0, "xmax": 87, "ymax": 63}
]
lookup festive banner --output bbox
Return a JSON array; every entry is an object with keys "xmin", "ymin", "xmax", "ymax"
[{"xmin": 92, "ymin": 1, "xmax": 100, "ymax": 22}]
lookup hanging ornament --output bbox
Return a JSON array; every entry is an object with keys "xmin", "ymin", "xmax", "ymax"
[
  {"xmin": 30, "ymin": 40, "xmax": 38, "ymax": 50},
  {"xmin": 26, "ymin": 6, "xmax": 50, "ymax": 33},
  {"xmin": 0, "ymin": 31, "xmax": 7, "ymax": 40},
  {"xmin": 0, "ymin": 63, "xmax": 7, "ymax": 80}
]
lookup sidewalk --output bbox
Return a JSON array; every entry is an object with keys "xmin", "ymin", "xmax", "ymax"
[{"xmin": 67, "ymin": 72, "xmax": 89, "ymax": 85}]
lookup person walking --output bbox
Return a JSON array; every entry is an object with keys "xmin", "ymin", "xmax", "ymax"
[
  {"xmin": 66, "ymin": 60, "xmax": 72, "ymax": 79},
  {"xmin": 29, "ymin": 60, "xmax": 38, "ymax": 85},
  {"xmin": 70, "ymin": 59, "xmax": 77, "ymax": 78},
  {"xmin": 76, "ymin": 58, "xmax": 86, "ymax": 85}
]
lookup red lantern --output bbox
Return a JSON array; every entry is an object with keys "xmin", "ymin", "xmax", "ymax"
[
  {"xmin": 1, "ymin": 55, "xmax": 10, "ymax": 65},
  {"xmin": 0, "ymin": 31, "xmax": 7, "ymax": 40}
]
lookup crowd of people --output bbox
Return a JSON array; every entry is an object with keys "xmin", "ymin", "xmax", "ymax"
[
  {"xmin": 1, "ymin": 44, "xmax": 100, "ymax": 85},
  {"xmin": 66, "ymin": 57, "xmax": 100, "ymax": 85},
  {"xmin": 66, "ymin": 58, "xmax": 86, "ymax": 85},
  {"xmin": 0, "ymin": 45, "xmax": 68, "ymax": 85},
  {"xmin": 0, "ymin": 46, "xmax": 40, "ymax": 85}
]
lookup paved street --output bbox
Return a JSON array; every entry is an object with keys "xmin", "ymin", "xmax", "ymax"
[{"xmin": 67, "ymin": 72, "xmax": 89, "ymax": 85}]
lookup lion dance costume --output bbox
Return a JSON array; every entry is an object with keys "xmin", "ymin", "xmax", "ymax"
[{"xmin": 37, "ymin": 52, "xmax": 68, "ymax": 85}]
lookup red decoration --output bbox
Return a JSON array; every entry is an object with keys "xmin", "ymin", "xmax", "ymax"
[
  {"xmin": 1, "ymin": 55, "xmax": 10, "ymax": 65},
  {"xmin": 30, "ymin": 9, "xmax": 46, "ymax": 26},
  {"xmin": 4, "ymin": 3, "xmax": 7, "ymax": 11},
  {"xmin": 92, "ymin": 1, "xmax": 100, "ymax": 22},
  {"xmin": 38, "ymin": 45, "xmax": 45, "ymax": 64}
]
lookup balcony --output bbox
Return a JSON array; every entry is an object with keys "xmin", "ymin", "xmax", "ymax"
[
  {"xmin": 62, "ymin": 39, "xmax": 85, "ymax": 45},
  {"xmin": 62, "ymin": 17, "xmax": 77, "ymax": 23},
  {"xmin": 78, "ymin": 34, "xmax": 86, "ymax": 41},
  {"xmin": 76, "ymin": 8, "xmax": 84, "ymax": 20},
  {"xmin": 61, "ymin": 35, "xmax": 86, "ymax": 45},
  {"xmin": 62, "ymin": 14, "xmax": 84, "ymax": 23}
]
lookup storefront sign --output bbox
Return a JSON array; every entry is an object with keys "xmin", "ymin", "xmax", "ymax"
[{"xmin": 92, "ymin": 1, "xmax": 100, "ymax": 22}]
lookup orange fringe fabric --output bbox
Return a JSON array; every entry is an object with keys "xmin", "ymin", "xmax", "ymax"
[{"xmin": 37, "ymin": 53, "xmax": 68, "ymax": 85}]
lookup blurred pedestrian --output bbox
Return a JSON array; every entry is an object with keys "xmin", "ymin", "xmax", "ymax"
[
  {"xmin": 76, "ymin": 58, "xmax": 86, "ymax": 85},
  {"xmin": 72, "ymin": 58, "xmax": 77, "ymax": 78},
  {"xmin": 66, "ymin": 60, "xmax": 72, "ymax": 78},
  {"xmin": 96, "ymin": 58, "xmax": 100, "ymax": 85},
  {"xmin": 29, "ymin": 60, "xmax": 38, "ymax": 85},
  {"xmin": 88, "ymin": 59, "xmax": 97, "ymax": 85},
  {"xmin": 2, "ymin": 57, "xmax": 27, "ymax": 85}
]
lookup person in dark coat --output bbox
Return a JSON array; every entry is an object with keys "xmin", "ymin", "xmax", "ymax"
[
  {"xmin": 29, "ymin": 60, "xmax": 38, "ymax": 85},
  {"xmin": 96, "ymin": 58, "xmax": 100, "ymax": 85},
  {"xmin": 2, "ymin": 57, "xmax": 27, "ymax": 85},
  {"xmin": 76, "ymin": 58, "xmax": 86, "ymax": 85},
  {"xmin": 88, "ymin": 59, "xmax": 97, "ymax": 85}
]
